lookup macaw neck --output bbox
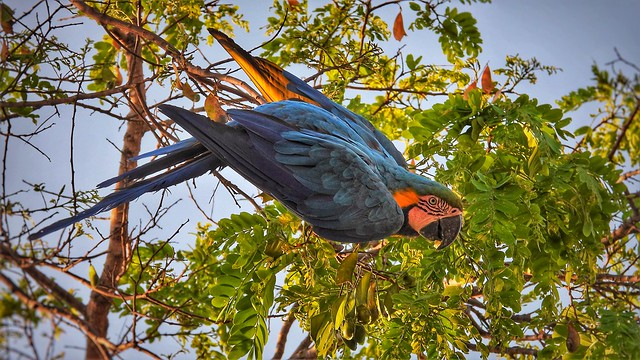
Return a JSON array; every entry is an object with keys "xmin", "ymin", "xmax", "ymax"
[
  {"xmin": 378, "ymin": 161, "xmax": 463, "ymax": 211},
  {"xmin": 379, "ymin": 162, "xmax": 444, "ymax": 193}
]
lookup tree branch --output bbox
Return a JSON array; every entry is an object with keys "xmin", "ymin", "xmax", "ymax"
[
  {"xmin": 465, "ymin": 342, "xmax": 538, "ymax": 357},
  {"xmin": 619, "ymin": 168, "xmax": 640, "ymax": 182},
  {"xmin": 0, "ymin": 271, "xmax": 115, "ymax": 359},
  {"xmin": 602, "ymin": 213, "xmax": 640, "ymax": 246},
  {"xmin": 0, "ymin": 243, "xmax": 87, "ymax": 315},
  {"xmin": 607, "ymin": 99, "xmax": 639, "ymax": 161},
  {"xmin": 289, "ymin": 335, "xmax": 315, "ymax": 359},
  {"xmin": 68, "ymin": 0, "xmax": 178, "ymax": 58},
  {"xmin": 0, "ymin": 80, "xmax": 145, "ymax": 109},
  {"xmin": 67, "ymin": 0, "xmax": 264, "ymax": 104},
  {"xmin": 345, "ymin": 84, "xmax": 448, "ymax": 97},
  {"xmin": 272, "ymin": 305, "xmax": 297, "ymax": 360}
]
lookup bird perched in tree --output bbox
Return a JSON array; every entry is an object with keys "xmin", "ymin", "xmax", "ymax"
[{"xmin": 29, "ymin": 29, "xmax": 463, "ymax": 248}]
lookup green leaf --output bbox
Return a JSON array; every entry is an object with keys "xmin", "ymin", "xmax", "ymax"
[
  {"xmin": 336, "ymin": 250, "xmax": 358, "ymax": 284},
  {"xmin": 356, "ymin": 271, "xmax": 371, "ymax": 305},
  {"xmin": 262, "ymin": 275, "xmax": 276, "ymax": 310},
  {"xmin": 211, "ymin": 284, "xmax": 237, "ymax": 298},
  {"xmin": 582, "ymin": 217, "xmax": 593, "ymax": 237},
  {"xmin": 228, "ymin": 343, "xmax": 251, "ymax": 360},
  {"xmin": 333, "ymin": 294, "xmax": 348, "ymax": 330},
  {"xmin": 310, "ymin": 311, "xmax": 334, "ymax": 356}
]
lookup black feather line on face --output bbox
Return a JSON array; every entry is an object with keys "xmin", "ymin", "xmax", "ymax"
[{"xmin": 417, "ymin": 197, "xmax": 449, "ymax": 216}]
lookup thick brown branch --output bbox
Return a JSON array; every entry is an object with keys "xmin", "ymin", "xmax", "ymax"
[
  {"xmin": 83, "ymin": 90, "xmax": 145, "ymax": 360},
  {"xmin": 68, "ymin": 0, "xmax": 178, "ymax": 58},
  {"xmin": 272, "ymin": 306, "xmax": 297, "ymax": 360},
  {"xmin": 24, "ymin": 262, "xmax": 88, "ymax": 313},
  {"xmin": 75, "ymin": 3, "xmax": 148, "ymax": 357},
  {"xmin": 594, "ymin": 274, "xmax": 640, "ymax": 285},
  {"xmin": 67, "ymin": 0, "xmax": 263, "ymax": 104},
  {"xmin": 290, "ymin": 335, "xmax": 315, "ymax": 359},
  {"xmin": 602, "ymin": 213, "xmax": 640, "ymax": 246}
]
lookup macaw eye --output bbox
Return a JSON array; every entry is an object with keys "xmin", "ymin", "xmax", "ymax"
[{"xmin": 428, "ymin": 197, "xmax": 438, "ymax": 205}]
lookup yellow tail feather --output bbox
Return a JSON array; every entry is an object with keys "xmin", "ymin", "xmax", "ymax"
[{"xmin": 209, "ymin": 29, "xmax": 309, "ymax": 103}]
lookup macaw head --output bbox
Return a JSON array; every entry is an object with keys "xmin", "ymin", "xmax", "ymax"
[{"xmin": 394, "ymin": 182, "xmax": 463, "ymax": 249}]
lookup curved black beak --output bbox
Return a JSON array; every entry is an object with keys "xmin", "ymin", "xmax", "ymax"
[{"xmin": 419, "ymin": 214, "xmax": 462, "ymax": 250}]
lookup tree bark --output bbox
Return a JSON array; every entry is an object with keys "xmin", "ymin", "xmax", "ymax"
[{"xmin": 84, "ymin": 30, "xmax": 147, "ymax": 360}]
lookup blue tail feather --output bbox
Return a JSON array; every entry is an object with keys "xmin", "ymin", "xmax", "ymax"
[
  {"xmin": 131, "ymin": 138, "xmax": 199, "ymax": 161},
  {"xmin": 97, "ymin": 142, "xmax": 208, "ymax": 188},
  {"xmin": 28, "ymin": 154, "xmax": 219, "ymax": 240}
]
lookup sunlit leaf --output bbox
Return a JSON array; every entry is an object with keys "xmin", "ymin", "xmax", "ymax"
[
  {"xmin": 336, "ymin": 250, "xmax": 358, "ymax": 284},
  {"xmin": 356, "ymin": 271, "xmax": 371, "ymax": 305},
  {"xmin": 481, "ymin": 65, "xmax": 494, "ymax": 93},
  {"xmin": 463, "ymin": 80, "xmax": 477, "ymax": 100},
  {"xmin": 181, "ymin": 81, "xmax": 199, "ymax": 102},
  {"xmin": 88, "ymin": 264, "xmax": 99, "ymax": 287},
  {"xmin": 205, "ymin": 93, "xmax": 227, "ymax": 122},
  {"xmin": 393, "ymin": 10, "xmax": 407, "ymax": 41}
]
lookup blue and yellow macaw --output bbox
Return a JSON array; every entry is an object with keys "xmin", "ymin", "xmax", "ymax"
[{"xmin": 29, "ymin": 29, "xmax": 463, "ymax": 248}]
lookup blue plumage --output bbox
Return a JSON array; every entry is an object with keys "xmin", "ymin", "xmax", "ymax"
[{"xmin": 29, "ymin": 29, "xmax": 463, "ymax": 247}]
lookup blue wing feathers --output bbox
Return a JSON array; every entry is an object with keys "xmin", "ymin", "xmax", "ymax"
[
  {"xmin": 282, "ymin": 71, "xmax": 407, "ymax": 168},
  {"xmin": 28, "ymin": 32, "xmax": 464, "ymax": 243},
  {"xmin": 30, "ymin": 100, "xmax": 405, "ymax": 242},
  {"xmin": 158, "ymin": 103, "xmax": 403, "ymax": 242},
  {"xmin": 159, "ymin": 105, "xmax": 309, "ymax": 200},
  {"xmin": 31, "ymin": 76, "xmax": 410, "ymax": 242}
]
